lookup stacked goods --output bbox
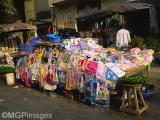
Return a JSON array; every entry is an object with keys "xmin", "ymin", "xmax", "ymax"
[{"xmin": 16, "ymin": 37, "xmax": 154, "ymax": 107}]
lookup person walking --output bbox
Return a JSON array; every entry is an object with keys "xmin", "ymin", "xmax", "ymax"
[{"xmin": 116, "ymin": 25, "xmax": 131, "ymax": 51}]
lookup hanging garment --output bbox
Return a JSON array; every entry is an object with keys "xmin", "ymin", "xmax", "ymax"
[
  {"xmin": 19, "ymin": 57, "xmax": 25, "ymax": 67},
  {"xmin": 16, "ymin": 67, "xmax": 20, "ymax": 79},
  {"xmin": 43, "ymin": 82, "xmax": 56, "ymax": 91},
  {"xmin": 24, "ymin": 67, "xmax": 31, "ymax": 87},
  {"xmin": 96, "ymin": 81, "xmax": 109, "ymax": 100},
  {"xmin": 89, "ymin": 80, "xmax": 97, "ymax": 105},
  {"xmin": 90, "ymin": 80, "xmax": 97, "ymax": 97},
  {"xmin": 16, "ymin": 60, "xmax": 21, "ymax": 79},
  {"xmin": 55, "ymin": 49, "xmax": 60, "ymax": 64},
  {"xmin": 40, "ymin": 65, "xmax": 46, "ymax": 88},
  {"xmin": 28, "ymin": 65, "xmax": 31, "ymax": 80},
  {"xmin": 21, "ymin": 66, "xmax": 25, "ymax": 82},
  {"xmin": 87, "ymin": 61, "xmax": 98, "ymax": 74},
  {"xmin": 96, "ymin": 63, "xmax": 106, "ymax": 80},
  {"xmin": 55, "ymin": 49, "xmax": 60, "ymax": 58},
  {"xmin": 37, "ymin": 49, "xmax": 44, "ymax": 62},
  {"xmin": 48, "ymin": 52, "xmax": 53, "ymax": 64},
  {"xmin": 78, "ymin": 59, "xmax": 83, "ymax": 71},
  {"xmin": 45, "ymin": 65, "xmax": 56, "ymax": 85},
  {"xmin": 56, "ymin": 53, "xmax": 63, "ymax": 68},
  {"xmin": 69, "ymin": 69, "xmax": 77, "ymax": 90},
  {"xmin": 79, "ymin": 74, "xmax": 86, "ymax": 93},
  {"xmin": 69, "ymin": 55, "xmax": 77, "ymax": 69},
  {"xmin": 81, "ymin": 60, "xmax": 89, "ymax": 73},
  {"xmin": 116, "ymin": 29, "xmax": 131, "ymax": 48},
  {"xmin": 57, "ymin": 69, "xmax": 66, "ymax": 84},
  {"xmin": 59, "ymin": 62, "xmax": 69, "ymax": 71},
  {"xmin": 51, "ymin": 53, "xmax": 56, "ymax": 64},
  {"xmin": 63, "ymin": 53, "xmax": 71, "ymax": 63},
  {"xmin": 43, "ymin": 48, "xmax": 51, "ymax": 63},
  {"xmin": 77, "ymin": 59, "xmax": 88, "ymax": 72},
  {"xmin": 52, "ymin": 65, "xmax": 57, "ymax": 83},
  {"xmin": 31, "ymin": 63, "xmax": 39, "ymax": 81},
  {"xmin": 66, "ymin": 69, "xmax": 73, "ymax": 90},
  {"xmin": 73, "ymin": 70, "xmax": 78, "ymax": 88}
]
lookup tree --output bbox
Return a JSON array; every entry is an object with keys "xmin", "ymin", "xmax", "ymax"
[{"xmin": 0, "ymin": 0, "xmax": 25, "ymax": 23}]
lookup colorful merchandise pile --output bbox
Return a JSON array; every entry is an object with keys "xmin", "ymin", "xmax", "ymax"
[{"xmin": 16, "ymin": 37, "xmax": 154, "ymax": 107}]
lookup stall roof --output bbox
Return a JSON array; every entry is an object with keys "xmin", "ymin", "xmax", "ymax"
[
  {"xmin": 76, "ymin": 3, "xmax": 138, "ymax": 21},
  {"xmin": 0, "ymin": 22, "xmax": 37, "ymax": 33},
  {"xmin": 77, "ymin": 10, "xmax": 113, "ymax": 21}
]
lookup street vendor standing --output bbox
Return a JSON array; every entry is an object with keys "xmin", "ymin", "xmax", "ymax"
[{"xmin": 116, "ymin": 25, "xmax": 131, "ymax": 50}]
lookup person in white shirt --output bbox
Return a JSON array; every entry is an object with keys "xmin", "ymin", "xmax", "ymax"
[{"xmin": 116, "ymin": 25, "xmax": 131, "ymax": 50}]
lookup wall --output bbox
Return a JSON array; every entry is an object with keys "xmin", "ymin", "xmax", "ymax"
[
  {"xmin": 54, "ymin": 4, "xmax": 78, "ymax": 29},
  {"xmin": 24, "ymin": 0, "xmax": 51, "ymax": 23},
  {"xmin": 34, "ymin": 0, "xmax": 51, "ymax": 23},
  {"xmin": 48, "ymin": 0, "xmax": 65, "ymax": 5},
  {"xmin": 101, "ymin": 0, "xmax": 125, "ymax": 10},
  {"xmin": 53, "ymin": 0, "xmax": 126, "ymax": 29},
  {"xmin": 35, "ymin": 0, "xmax": 50, "ymax": 12},
  {"xmin": 149, "ymin": 6, "xmax": 159, "ymax": 34},
  {"xmin": 24, "ymin": 0, "xmax": 36, "ymax": 23}
]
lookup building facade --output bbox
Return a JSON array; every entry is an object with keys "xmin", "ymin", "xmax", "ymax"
[
  {"xmin": 24, "ymin": 0, "xmax": 52, "ymax": 35},
  {"xmin": 50, "ymin": 0, "xmax": 159, "ymax": 35}
]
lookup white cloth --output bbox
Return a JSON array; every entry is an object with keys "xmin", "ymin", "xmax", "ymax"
[{"xmin": 116, "ymin": 29, "xmax": 131, "ymax": 48}]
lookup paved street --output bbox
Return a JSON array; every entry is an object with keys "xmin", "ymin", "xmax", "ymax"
[{"xmin": 0, "ymin": 65, "xmax": 160, "ymax": 120}]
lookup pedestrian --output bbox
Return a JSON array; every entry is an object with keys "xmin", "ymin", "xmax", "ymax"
[{"xmin": 116, "ymin": 25, "xmax": 131, "ymax": 51}]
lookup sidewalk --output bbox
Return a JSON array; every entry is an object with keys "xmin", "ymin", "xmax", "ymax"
[{"xmin": 0, "ymin": 64, "xmax": 159, "ymax": 120}]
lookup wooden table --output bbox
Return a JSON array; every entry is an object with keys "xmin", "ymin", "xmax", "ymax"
[{"xmin": 120, "ymin": 84, "xmax": 148, "ymax": 118}]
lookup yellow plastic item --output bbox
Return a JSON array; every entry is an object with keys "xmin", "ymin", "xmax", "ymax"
[{"xmin": 106, "ymin": 48, "xmax": 116, "ymax": 51}]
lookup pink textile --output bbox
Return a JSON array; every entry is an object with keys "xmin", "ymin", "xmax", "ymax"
[
  {"xmin": 96, "ymin": 63, "xmax": 106, "ymax": 80},
  {"xmin": 87, "ymin": 61, "xmax": 98, "ymax": 74}
]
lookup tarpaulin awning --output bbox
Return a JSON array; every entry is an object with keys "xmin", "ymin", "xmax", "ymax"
[
  {"xmin": 0, "ymin": 21, "xmax": 37, "ymax": 33},
  {"xmin": 76, "ymin": 10, "xmax": 113, "ymax": 21},
  {"xmin": 76, "ymin": 3, "xmax": 138, "ymax": 21}
]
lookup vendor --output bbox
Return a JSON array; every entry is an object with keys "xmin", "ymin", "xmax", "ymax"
[{"xmin": 116, "ymin": 25, "xmax": 131, "ymax": 51}]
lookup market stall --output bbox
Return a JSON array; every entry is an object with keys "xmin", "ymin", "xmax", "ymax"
[
  {"xmin": 16, "ymin": 37, "xmax": 154, "ymax": 110},
  {"xmin": 0, "ymin": 21, "xmax": 37, "ymax": 86},
  {"xmin": 0, "ymin": 21, "xmax": 37, "ymax": 58}
]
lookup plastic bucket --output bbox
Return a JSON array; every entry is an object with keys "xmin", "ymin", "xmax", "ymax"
[{"xmin": 5, "ymin": 73, "xmax": 15, "ymax": 86}]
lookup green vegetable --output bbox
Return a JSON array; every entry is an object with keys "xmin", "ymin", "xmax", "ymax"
[
  {"xmin": 121, "ymin": 76, "xmax": 149, "ymax": 84},
  {"xmin": 0, "ymin": 66, "xmax": 16, "ymax": 74}
]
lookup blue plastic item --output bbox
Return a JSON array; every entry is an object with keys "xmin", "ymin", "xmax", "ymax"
[
  {"xmin": 155, "ymin": 57, "xmax": 160, "ymax": 63},
  {"xmin": 46, "ymin": 34, "xmax": 59, "ymax": 38},
  {"xmin": 46, "ymin": 34, "xmax": 62, "ymax": 43},
  {"xmin": 142, "ymin": 84, "xmax": 155, "ymax": 99},
  {"xmin": 30, "ymin": 37, "xmax": 43, "ymax": 46},
  {"xmin": 25, "ymin": 46, "xmax": 34, "ymax": 55},
  {"xmin": 51, "ymin": 38, "xmax": 62, "ymax": 43},
  {"xmin": 143, "ymin": 91, "xmax": 155, "ymax": 99}
]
